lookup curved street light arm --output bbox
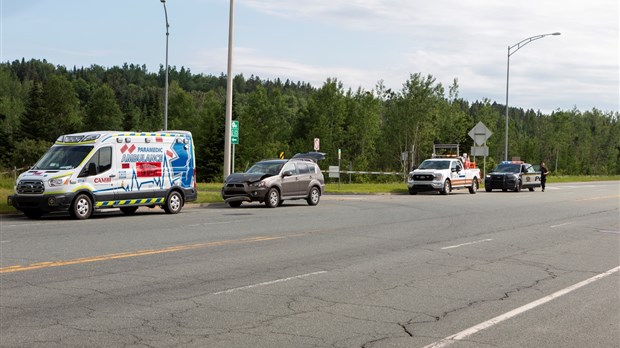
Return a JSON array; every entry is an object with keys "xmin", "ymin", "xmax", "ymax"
[{"xmin": 509, "ymin": 32, "xmax": 561, "ymax": 56}]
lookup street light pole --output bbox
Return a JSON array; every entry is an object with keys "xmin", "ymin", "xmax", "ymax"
[
  {"xmin": 223, "ymin": 0, "xmax": 234, "ymax": 178},
  {"xmin": 161, "ymin": 0, "xmax": 169, "ymax": 131},
  {"xmin": 504, "ymin": 32, "xmax": 560, "ymax": 161}
]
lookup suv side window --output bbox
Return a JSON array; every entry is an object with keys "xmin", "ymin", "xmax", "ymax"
[
  {"xmin": 281, "ymin": 162, "xmax": 297, "ymax": 176},
  {"xmin": 297, "ymin": 162, "xmax": 309, "ymax": 174},
  {"xmin": 307, "ymin": 163, "xmax": 317, "ymax": 174},
  {"xmin": 525, "ymin": 165, "xmax": 534, "ymax": 173}
]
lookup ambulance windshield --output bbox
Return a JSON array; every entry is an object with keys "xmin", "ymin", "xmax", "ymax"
[{"xmin": 32, "ymin": 145, "xmax": 94, "ymax": 170}]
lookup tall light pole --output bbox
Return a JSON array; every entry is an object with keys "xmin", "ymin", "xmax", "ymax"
[
  {"xmin": 161, "ymin": 0, "xmax": 169, "ymax": 131},
  {"xmin": 504, "ymin": 32, "xmax": 560, "ymax": 161},
  {"xmin": 223, "ymin": 0, "xmax": 234, "ymax": 178}
]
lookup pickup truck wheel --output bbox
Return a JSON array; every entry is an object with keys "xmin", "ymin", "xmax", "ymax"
[
  {"xmin": 468, "ymin": 178, "xmax": 478, "ymax": 194},
  {"xmin": 408, "ymin": 188, "xmax": 418, "ymax": 195},
  {"xmin": 528, "ymin": 187, "xmax": 535, "ymax": 191},
  {"xmin": 265, "ymin": 188, "xmax": 280, "ymax": 208},
  {"xmin": 485, "ymin": 186, "xmax": 492, "ymax": 192},
  {"xmin": 440, "ymin": 180, "xmax": 451, "ymax": 195}
]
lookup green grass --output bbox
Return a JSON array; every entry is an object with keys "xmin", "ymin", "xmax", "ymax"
[{"xmin": 1, "ymin": 175, "xmax": 618, "ymax": 214}]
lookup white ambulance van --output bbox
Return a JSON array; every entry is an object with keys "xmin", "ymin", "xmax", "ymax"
[{"xmin": 8, "ymin": 131, "xmax": 197, "ymax": 219}]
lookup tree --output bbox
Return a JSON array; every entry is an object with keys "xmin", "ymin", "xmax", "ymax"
[
  {"xmin": 85, "ymin": 84, "xmax": 124, "ymax": 131},
  {"xmin": 22, "ymin": 75, "xmax": 82, "ymax": 141}
]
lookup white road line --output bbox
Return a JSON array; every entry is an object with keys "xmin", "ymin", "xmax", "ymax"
[
  {"xmin": 212, "ymin": 271, "xmax": 327, "ymax": 295},
  {"xmin": 550, "ymin": 222, "xmax": 574, "ymax": 228},
  {"xmin": 422, "ymin": 266, "xmax": 620, "ymax": 348},
  {"xmin": 441, "ymin": 239, "xmax": 493, "ymax": 250},
  {"xmin": 598, "ymin": 230, "xmax": 620, "ymax": 234},
  {"xmin": 186, "ymin": 221, "xmax": 234, "ymax": 227},
  {"xmin": 0, "ymin": 240, "xmax": 10, "ymax": 243}
]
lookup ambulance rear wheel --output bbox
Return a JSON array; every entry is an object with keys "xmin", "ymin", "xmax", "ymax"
[
  {"xmin": 70, "ymin": 194, "xmax": 92, "ymax": 220},
  {"xmin": 164, "ymin": 191, "xmax": 183, "ymax": 214},
  {"xmin": 120, "ymin": 206, "xmax": 139, "ymax": 215}
]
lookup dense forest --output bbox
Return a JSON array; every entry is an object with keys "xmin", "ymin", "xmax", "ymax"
[{"xmin": 0, "ymin": 58, "xmax": 618, "ymax": 181}]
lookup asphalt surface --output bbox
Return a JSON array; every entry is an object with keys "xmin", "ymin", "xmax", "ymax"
[{"xmin": 1, "ymin": 181, "xmax": 619, "ymax": 348}]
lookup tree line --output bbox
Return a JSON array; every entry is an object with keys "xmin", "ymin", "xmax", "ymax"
[{"xmin": 0, "ymin": 58, "xmax": 618, "ymax": 181}]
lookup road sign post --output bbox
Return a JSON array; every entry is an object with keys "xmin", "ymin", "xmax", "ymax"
[
  {"xmin": 468, "ymin": 121, "xmax": 492, "ymax": 177},
  {"xmin": 231, "ymin": 120, "xmax": 239, "ymax": 172}
]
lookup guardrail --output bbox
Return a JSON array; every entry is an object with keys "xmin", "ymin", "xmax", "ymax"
[
  {"xmin": 325, "ymin": 170, "xmax": 401, "ymax": 176},
  {"xmin": 0, "ymin": 167, "xmax": 30, "ymax": 181}
]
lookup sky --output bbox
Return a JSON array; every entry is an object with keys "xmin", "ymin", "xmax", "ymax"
[{"xmin": 1, "ymin": 0, "xmax": 618, "ymax": 114}]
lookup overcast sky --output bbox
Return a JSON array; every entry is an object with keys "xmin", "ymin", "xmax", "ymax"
[{"xmin": 1, "ymin": 0, "xmax": 618, "ymax": 113}]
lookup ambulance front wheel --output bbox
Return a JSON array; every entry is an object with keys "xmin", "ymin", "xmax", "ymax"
[
  {"xmin": 70, "ymin": 193, "xmax": 93, "ymax": 220},
  {"xmin": 164, "ymin": 191, "xmax": 183, "ymax": 214}
]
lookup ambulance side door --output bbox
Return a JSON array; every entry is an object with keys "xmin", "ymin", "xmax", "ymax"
[{"xmin": 79, "ymin": 146, "xmax": 115, "ymax": 203}]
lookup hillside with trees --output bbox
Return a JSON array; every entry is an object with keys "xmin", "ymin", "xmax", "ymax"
[{"xmin": 1, "ymin": 58, "xmax": 618, "ymax": 181}]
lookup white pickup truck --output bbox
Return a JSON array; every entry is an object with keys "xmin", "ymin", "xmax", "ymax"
[{"xmin": 407, "ymin": 157, "xmax": 480, "ymax": 195}]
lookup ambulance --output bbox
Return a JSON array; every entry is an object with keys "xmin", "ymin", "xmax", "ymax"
[{"xmin": 8, "ymin": 131, "xmax": 197, "ymax": 219}]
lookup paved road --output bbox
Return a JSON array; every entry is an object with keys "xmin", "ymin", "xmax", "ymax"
[{"xmin": 1, "ymin": 182, "xmax": 618, "ymax": 347}]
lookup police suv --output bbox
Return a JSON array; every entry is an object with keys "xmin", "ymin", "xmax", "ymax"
[{"xmin": 484, "ymin": 161, "xmax": 541, "ymax": 192}]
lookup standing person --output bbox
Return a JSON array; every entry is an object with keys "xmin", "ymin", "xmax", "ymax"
[{"xmin": 540, "ymin": 161, "xmax": 550, "ymax": 192}]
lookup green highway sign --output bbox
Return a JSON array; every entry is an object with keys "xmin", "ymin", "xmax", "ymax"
[{"xmin": 231, "ymin": 120, "xmax": 239, "ymax": 144}]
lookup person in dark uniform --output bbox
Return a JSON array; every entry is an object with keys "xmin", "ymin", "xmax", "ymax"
[{"xmin": 540, "ymin": 161, "xmax": 549, "ymax": 192}]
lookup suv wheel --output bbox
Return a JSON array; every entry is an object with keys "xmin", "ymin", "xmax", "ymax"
[
  {"xmin": 265, "ymin": 188, "xmax": 280, "ymax": 208},
  {"xmin": 307, "ymin": 186, "xmax": 320, "ymax": 206},
  {"xmin": 514, "ymin": 179, "xmax": 522, "ymax": 192}
]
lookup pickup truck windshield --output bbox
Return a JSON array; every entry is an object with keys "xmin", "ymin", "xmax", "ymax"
[
  {"xmin": 418, "ymin": 160, "xmax": 450, "ymax": 170},
  {"xmin": 32, "ymin": 145, "xmax": 94, "ymax": 170}
]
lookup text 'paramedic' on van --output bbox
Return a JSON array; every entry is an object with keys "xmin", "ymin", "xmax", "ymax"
[{"xmin": 7, "ymin": 131, "xmax": 197, "ymax": 219}]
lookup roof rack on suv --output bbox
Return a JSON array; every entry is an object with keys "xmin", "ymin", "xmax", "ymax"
[{"xmin": 291, "ymin": 152, "xmax": 326, "ymax": 162}]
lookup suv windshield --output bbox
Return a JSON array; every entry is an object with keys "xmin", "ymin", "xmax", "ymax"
[
  {"xmin": 33, "ymin": 145, "xmax": 94, "ymax": 170},
  {"xmin": 493, "ymin": 163, "xmax": 520, "ymax": 173},
  {"xmin": 246, "ymin": 161, "xmax": 284, "ymax": 175},
  {"xmin": 418, "ymin": 160, "xmax": 450, "ymax": 170}
]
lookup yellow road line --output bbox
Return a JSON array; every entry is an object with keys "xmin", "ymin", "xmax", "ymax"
[{"xmin": 0, "ymin": 235, "xmax": 285, "ymax": 274}]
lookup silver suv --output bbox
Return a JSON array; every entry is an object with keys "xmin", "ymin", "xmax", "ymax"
[{"xmin": 221, "ymin": 153, "xmax": 325, "ymax": 208}]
